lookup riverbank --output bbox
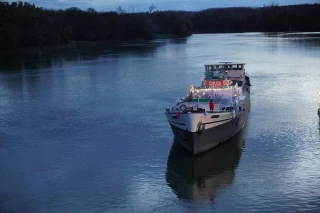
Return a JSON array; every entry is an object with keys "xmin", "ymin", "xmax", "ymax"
[{"xmin": 0, "ymin": 34, "xmax": 179, "ymax": 53}]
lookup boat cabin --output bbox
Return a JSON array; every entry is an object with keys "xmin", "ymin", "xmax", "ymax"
[{"xmin": 204, "ymin": 62, "xmax": 245, "ymax": 81}]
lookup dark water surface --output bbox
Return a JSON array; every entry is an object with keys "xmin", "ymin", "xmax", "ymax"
[{"xmin": 1, "ymin": 33, "xmax": 320, "ymax": 213}]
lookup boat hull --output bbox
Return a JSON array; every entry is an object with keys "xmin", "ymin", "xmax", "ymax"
[{"xmin": 169, "ymin": 95, "xmax": 250, "ymax": 155}]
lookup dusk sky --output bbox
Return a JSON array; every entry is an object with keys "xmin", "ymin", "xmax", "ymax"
[{"xmin": 8, "ymin": 0, "xmax": 320, "ymax": 11}]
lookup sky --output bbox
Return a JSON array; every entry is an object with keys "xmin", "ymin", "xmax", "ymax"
[{"xmin": 8, "ymin": 0, "xmax": 320, "ymax": 12}]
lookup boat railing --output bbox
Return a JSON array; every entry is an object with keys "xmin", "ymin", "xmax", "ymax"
[{"xmin": 174, "ymin": 100, "xmax": 235, "ymax": 113}]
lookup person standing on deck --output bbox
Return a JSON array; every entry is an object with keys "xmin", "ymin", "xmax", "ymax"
[{"xmin": 209, "ymin": 99, "xmax": 214, "ymax": 111}]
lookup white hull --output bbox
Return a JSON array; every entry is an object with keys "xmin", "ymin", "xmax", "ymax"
[
  {"xmin": 165, "ymin": 110, "xmax": 234, "ymax": 133},
  {"xmin": 165, "ymin": 93, "xmax": 250, "ymax": 155}
]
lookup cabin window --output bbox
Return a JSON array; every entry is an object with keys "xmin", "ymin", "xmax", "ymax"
[{"xmin": 226, "ymin": 106, "xmax": 234, "ymax": 111}]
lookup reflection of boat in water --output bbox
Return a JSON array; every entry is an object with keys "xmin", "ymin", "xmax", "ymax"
[{"xmin": 165, "ymin": 132, "xmax": 244, "ymax": 201}]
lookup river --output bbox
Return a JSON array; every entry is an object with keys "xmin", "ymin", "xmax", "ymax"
[{"xmin": 1, "ymin": 32, "xmax": 320, "ymax": 212}]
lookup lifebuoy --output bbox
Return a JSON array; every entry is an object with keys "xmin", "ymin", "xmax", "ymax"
[{"xmin": 179, "ymin": 104, "xmax": 187, "ymax": 112}]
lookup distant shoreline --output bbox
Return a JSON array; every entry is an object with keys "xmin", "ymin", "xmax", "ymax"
[
  {"xmin": 2, "ymin": 31, "xmax": 320, "ymax": 53},
  {"xmin": 1, "ymin": 1, "xmax": 319, "ymax": 50},
  {"xmin": 0, "ymin": 35, "xmax": 178, "ymax": 53}
]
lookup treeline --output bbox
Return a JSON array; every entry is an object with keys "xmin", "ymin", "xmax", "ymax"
[
  {"xmin": 0, "ymin": 1, "xmax": 193, "ymax": 49},
  {"xmin": 0, "ymin": 1, "xmax": 319, "ymax": 49},
  {"xmin": 191, "ymin": 4, "xmax": 320, "ymax": 33}
]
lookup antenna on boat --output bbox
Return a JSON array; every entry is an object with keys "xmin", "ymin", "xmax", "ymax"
[{"xmin": 219, "ymin": 62, "xmax": 232, "ymax": 64}]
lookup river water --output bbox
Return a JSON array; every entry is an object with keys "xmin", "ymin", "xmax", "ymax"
[{"xmin": 1, "ymin": 33, "xmax": 320, "ymax": 213}]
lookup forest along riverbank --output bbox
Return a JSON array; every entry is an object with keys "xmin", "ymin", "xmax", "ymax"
[{"xmin": 1, "ymin": 1, "xmax": 320, "ymax": 50}]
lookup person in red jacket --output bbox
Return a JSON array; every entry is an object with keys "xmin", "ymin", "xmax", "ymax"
[{"xmin": 209, "ymin": 99, "xmax": 214, "ymax": 111}]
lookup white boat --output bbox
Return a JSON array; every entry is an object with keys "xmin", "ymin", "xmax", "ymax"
[{"xmin": 165, "ymin": 62, "xmax": 251, "ymax": 155}]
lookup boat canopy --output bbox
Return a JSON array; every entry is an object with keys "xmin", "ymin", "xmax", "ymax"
[
  {"xmin": 204, "ymin": 63, "xmax": 245, "ymax": 72},
  {"xmin": 204, "ymin": 62, "xmax": 245, "ymax": 80}
]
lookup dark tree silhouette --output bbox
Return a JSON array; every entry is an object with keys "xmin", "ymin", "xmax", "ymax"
[
  {"xmin": 0, "ymin": 1, "xmax": 319, "ymax": 50},
  {"xmin": 148, "ymin": 3, "xmax": 156, "ymax": 13}
]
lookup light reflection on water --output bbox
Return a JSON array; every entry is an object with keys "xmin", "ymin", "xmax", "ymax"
[{"xmin": 0, "ymin": 32, "xmax": 320, "ymax": 213}]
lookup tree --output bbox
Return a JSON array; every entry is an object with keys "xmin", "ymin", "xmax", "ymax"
[
  {"xmin": 171, "ymin": 16, "xmax": 193, "ymax": 37},
  {"xmin": 148, "ymin": 3, "xmax": 156, "ymax": 13},
  {"xmin": 87, "ymin": 8, "xmax": 97, "ymax": 13},
  {"xmin": 0, "ymin": 23, "xmax": 20, "ymax": 49},
  {"xmin": 116, "ymin": 6, "xmax": 125, "ymax": 14}
]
